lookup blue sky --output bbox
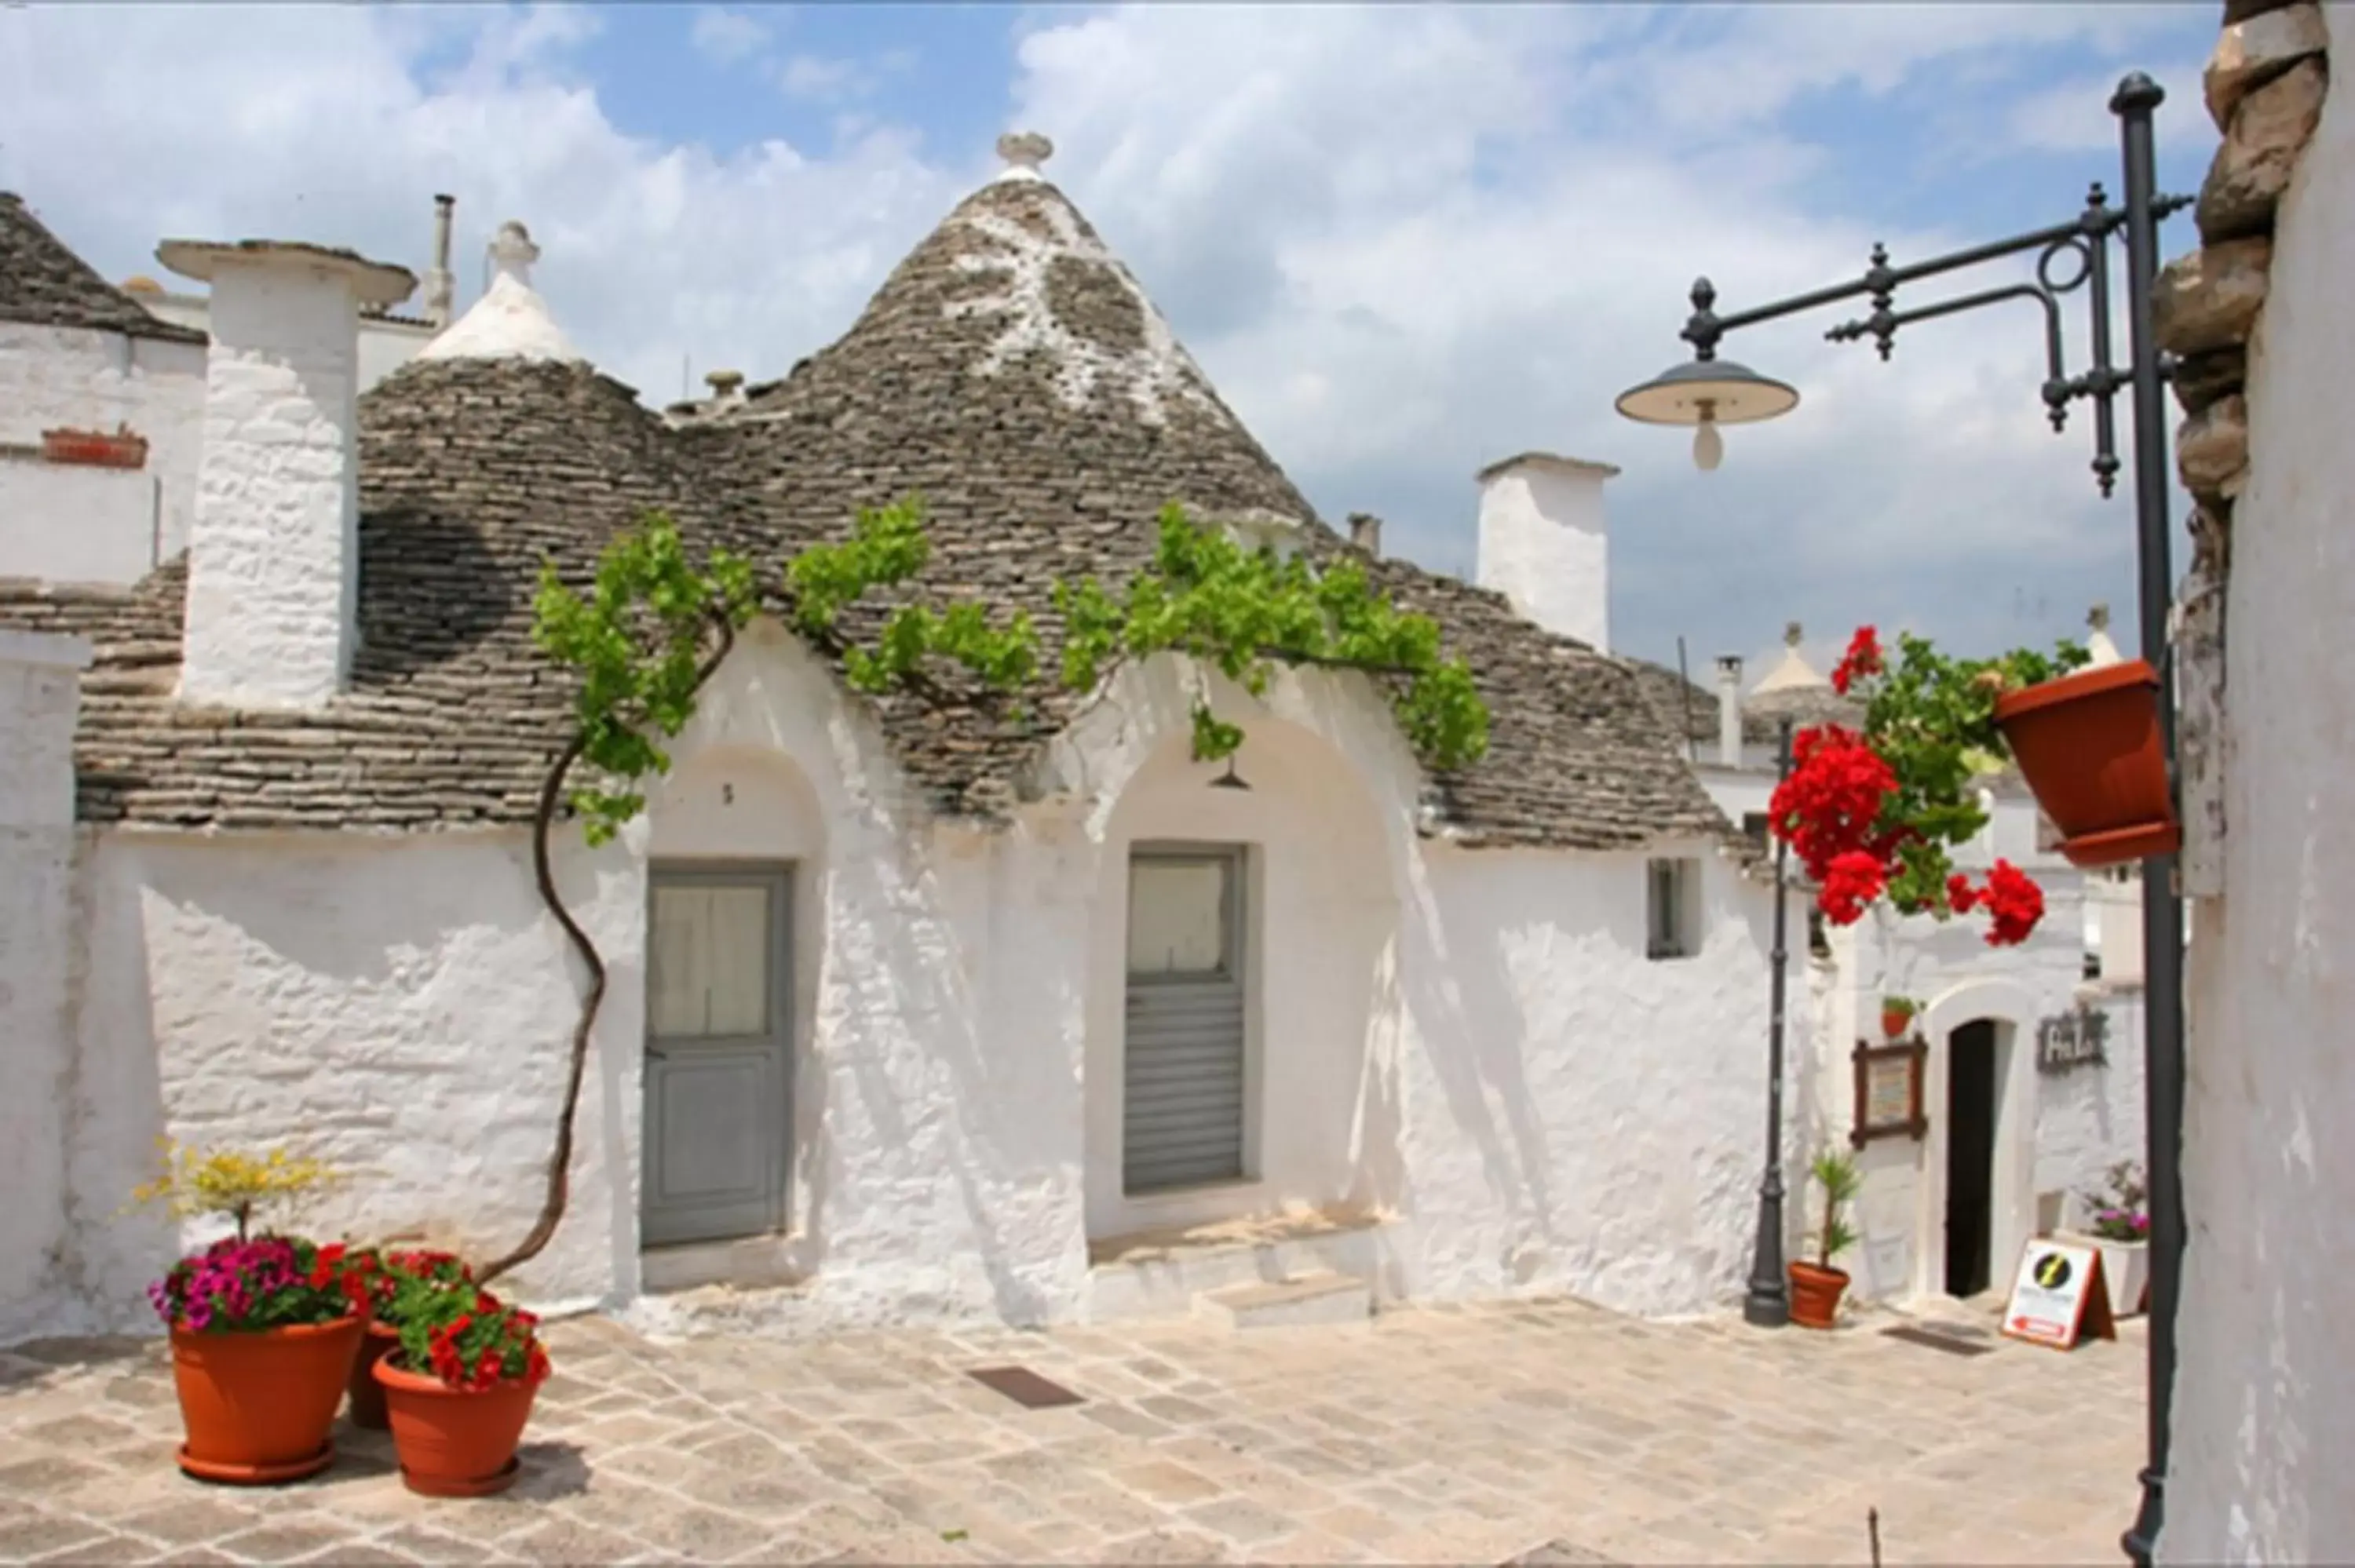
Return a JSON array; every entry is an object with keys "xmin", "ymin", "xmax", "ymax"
[{"xmin": 0, "ymin": 2, "xmax": 2225, "ymax": 676}]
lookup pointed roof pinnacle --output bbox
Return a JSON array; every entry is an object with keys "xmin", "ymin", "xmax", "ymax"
[
  {"xmin": 416, "ymin": 217, "xmax": 583, "ymax": 366},
  {"xmin": 993, "ymin": 131, "xmax": 1054, "ymax": 184}
]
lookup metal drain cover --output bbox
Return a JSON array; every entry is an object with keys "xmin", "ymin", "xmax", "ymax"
[{"xmin": 968, "ymin": 1365, "xmax": 1084, "ymax": 1409}]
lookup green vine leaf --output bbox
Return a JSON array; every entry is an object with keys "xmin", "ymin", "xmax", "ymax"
[{"xmin": 531, "ymin": 510, "xmax": 758, "ymax": 847}]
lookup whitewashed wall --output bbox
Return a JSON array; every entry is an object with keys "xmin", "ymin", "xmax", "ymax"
[
  {"xmin": 2170, "ymin": 8, "xmax": 2355, "ymax": 1560},
  {"xmin": 0, "ymin": 324, "xmax": 206, "ymax": 585},
  {"xmin": 1696, "ymin": 766, "xmax": 2143, "ymax": 1305},
  {"xmin": 15, "ymin": 625, "xmax": 1785, "ymax": 1336},
  {"xmin": 0, "ymin": 631, "xmax": 93, "ymax": 1344},
  {"xmin": 140, "ymin": 292, "xmax": 432, "ymax": 395}
]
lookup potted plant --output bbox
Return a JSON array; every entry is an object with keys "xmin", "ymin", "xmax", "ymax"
[
  {"xmin": 1993, "ymin": 665, "xmax": 2178, "ymax": 866},
  {"xmin": 2057, "ymin": 1160, "xmax": 2152, "ymax": 1317},
  {"xmin": 1788, "ymin": 1149, "xmax": 1862, "ymax": 1330},
  {"xmin": 340, "ymin": 1247, "xmax": 476, "ymax": 1431},
  {"xmin": 1771, "ymin": 626, "xmax": 2098, "ymax": 944},
  {"xmin": 130, "ymin": 1143, "xmax": 360, "ymax": 1484},
  {"xmin": 373, "ymin": 1282, "xmax": 552, "ymax": 1497},
  {"xmin": 1879, "ymin": 996, "xmax": 1919, "ymax": 1040}
]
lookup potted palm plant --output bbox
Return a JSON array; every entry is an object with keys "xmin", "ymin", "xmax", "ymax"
[
  {"xmin": 1789, "ymin": 1149, "xmax": 1863, "ymax": 1329},
  {"xmin": 373, "ymin": 1278, "xmax": 553, "ymax": 1497},
  {"xmin": 130, "ymin": 1143, "xmax": 363, "ymax": 1484}
]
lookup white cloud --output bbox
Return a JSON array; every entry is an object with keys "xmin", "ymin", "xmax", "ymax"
[
  {"xmin": 689, "ymin": 7, "xmax": 774, "ymax": 67},
  {"xmin": 779, "ymin": 53, "xmax": 873, "ymax": 104},
  {"xmin": 0, "ymin": 1, "xmax": 2224, "ymax": 663}
]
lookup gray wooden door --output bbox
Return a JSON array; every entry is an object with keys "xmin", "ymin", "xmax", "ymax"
[
  {"xmin": 1123, "ymin": 847, "xmax": 1247, "ymax": 1194},
  {"xmin": 641, "ymin": 865, "xmax": 791, "ymax": 1248}
]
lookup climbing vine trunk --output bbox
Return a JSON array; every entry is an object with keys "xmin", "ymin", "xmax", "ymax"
[{"xmin": 473, "ymin": 622, "xmax": 737, "ymax": 1289}]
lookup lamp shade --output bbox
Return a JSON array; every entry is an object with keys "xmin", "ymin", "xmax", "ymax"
[{"xmin": 1615, "ymin": 358, "xmax": 1800, "ymax": 427}]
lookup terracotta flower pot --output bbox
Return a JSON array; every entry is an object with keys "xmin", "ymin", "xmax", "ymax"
[
  {"xmin": 170, "ymin": 1315, "xmax": 363, "ymax": 1484},
  {"xmin": 1992, "ymin": 660, "xmax": 2180, "ymax": 869},
  {"xmin": 1787, "ymin": 1260, "xmax": 1850, "ymax": 1331},
  {"xmin": 1881, "ymin": 1007, "xmax": 1912, "ymax": 1040},
  {"xmin": 345, "ymin": 1322, "xmax": 402, "ymax": 1431},
  {"xmin": 374, "ymin": 1356, "xmax": 539, "ymax": 1497}
]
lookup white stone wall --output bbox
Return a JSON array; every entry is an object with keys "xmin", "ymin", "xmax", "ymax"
[
  {"xmin": 16, "ymin": 624, "xmax": 1788, "ymax": 1336},
  {"xmin": 1695, "ymin": 765, "xmax": 2145, "ymax": 1305},
  {"xmin": 0, "ymin": 324, "xmax": 206, "ymax": 585},
  {"xmin": 179, "ymin": 264, "xmax": 362, "ymax": 711},
  {"xmin": 2170, "ymin": 8, "xmax": 2355, "ymax": 1559},
  {"xmin": 140, "ymin": 292, "xmax": 433, "ymax": 396},
  {"xmin": 0, "ymin": 631, "xmax": 93, "ymax": 1344}
]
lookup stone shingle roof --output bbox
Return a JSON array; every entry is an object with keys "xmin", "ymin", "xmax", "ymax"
[
  {"xmin": 0, "ymin": 193, "xmax": 205, "ymax": 345},
  {"xmin": 0, "ymin": 173, "xmax": 1730, "ymax": 850}
]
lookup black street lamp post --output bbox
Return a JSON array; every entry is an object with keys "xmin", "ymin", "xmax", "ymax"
[
  {"xmin": 1743, "ymin": 717, "xmax": 1798, "ymax": 1330},
  {"xmin": 1616, "ymin": 72, "xmax": 2189, "ymax": 1568}
]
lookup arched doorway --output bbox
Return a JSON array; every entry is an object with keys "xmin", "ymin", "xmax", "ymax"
[{"xmin": 1944, "ymin": 1019, "xmax": 2001, "ymax": 1296}]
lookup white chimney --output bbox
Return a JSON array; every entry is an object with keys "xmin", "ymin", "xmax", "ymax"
[
  {"xmin": 159, "ymin": 238, "xmax": 417, "ymax": 711},
  {"xmin": 2085, "ymin": 602, "xmax": 2124, "ymax": 667},
  {"xmin": 1714, "ymin": 655, "xmax": 1743, "ymax": 767},
  {"xmin": 424, "ymin": 194, "xmax": 456, "ymax": 327},
  {"xmin": 1473, "ymin": 451, "xmax": 1619, "ymax": 651}
]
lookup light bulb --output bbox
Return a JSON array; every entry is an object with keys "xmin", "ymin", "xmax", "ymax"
[{"xmin": 1692, "ymin": 416, "xmax": 1724, "ymax": 472}]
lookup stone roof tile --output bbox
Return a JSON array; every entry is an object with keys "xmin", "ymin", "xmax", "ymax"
[{"xmin": 0, "ymin": 193, "xmax": 206, "ymax": 345}]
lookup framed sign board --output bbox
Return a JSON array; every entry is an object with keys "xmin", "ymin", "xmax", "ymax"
[{"xmin": 1850, "ymin": 1037, "xmax": 1928, "ymax": 1149}]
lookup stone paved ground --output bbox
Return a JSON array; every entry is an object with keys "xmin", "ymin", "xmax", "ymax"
[{"xmin": 0, "ymin": 1296, "xmax": 2144, "ymax": 1566}]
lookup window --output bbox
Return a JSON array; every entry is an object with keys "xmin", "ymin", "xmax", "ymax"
[
  {"xmin": 1808, "ymin": 906, "xmax": 1831, "ymax": 959},
  {"xmin": 1646, "ymin": 858, "xmax": 1700, "ymax": 961},
  {"xmin": 1741, "ymin": 811, "xmax": 1770, "ymax": 849}
]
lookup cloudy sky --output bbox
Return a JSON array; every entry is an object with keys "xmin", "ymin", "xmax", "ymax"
[{"xmin": 0, "ymin": 2, "xmax": 2220, "ymax": 676}]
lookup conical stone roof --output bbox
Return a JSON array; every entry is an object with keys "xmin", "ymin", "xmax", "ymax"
[
  {"xmin": 0, "ymin": 191, "xmax": 204, "ymax": 344},
  {"xmin": 0, "ymin": 159, "xmax": 1730, "ymax": 849}
]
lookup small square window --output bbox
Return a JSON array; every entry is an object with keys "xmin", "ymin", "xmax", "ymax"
[
  {"xmin": 1647, "ymin": 858, "xmax": 1700, "ymax": 961},
  {"xmin": 1741, "ymin": 811, "xmax": 1770, "ymax": 848}
]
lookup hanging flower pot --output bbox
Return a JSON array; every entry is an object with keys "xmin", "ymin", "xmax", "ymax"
[
  {"xmin": 1879, "ymin": 997, "xmax": 1918, "ymax": 1041},
  {"xmin": 374, "ymin": 1285, "xmax": 551, "ymax": 1497},
  {"xmin": 1992, "ymin": 660, "xmax": 2179, "ymax": 869}
]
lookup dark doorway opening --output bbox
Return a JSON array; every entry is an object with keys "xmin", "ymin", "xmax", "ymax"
[{"xmin": 1944, "ymin": 1020, "xmax": 2000, "ymax": 1297}]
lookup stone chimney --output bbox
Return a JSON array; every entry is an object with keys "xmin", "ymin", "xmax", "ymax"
[
  {"xmin": 424, "ymin": 194, "xmax": 456, "ymax": 327},
  {"xmin": 1473, "ymin": 451, "xmax": 1619, "ymax": 651},
  {"xmin": 705, "ymin": 369, "xmax": 747, "ymax": 408},
  {"xmin": 1714, "ymin": 655, "xmax": 1743, "ymax": 767},
  {"xmin": 158, "ymin": 238, "xmax": 416, "ymax": 710},
  {"xmin": 1347, "ymin": 512, "xmax": 1382, "ymax": 556}
]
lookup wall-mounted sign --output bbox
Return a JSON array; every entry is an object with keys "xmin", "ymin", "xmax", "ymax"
[
  {"xmin": 1999, "ymin": 1238, "xmax": 2118, "ymax": 1351},
  {"xmin": 2036, "ymin": 1008, "xmax": 2110, "ymax": 1075},
  {"xmin": 1849, "ymin": 1038, "xmax": 1928, "ymax": 1150}
]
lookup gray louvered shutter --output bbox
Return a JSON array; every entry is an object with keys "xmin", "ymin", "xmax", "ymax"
[{"xmin": 1123, "ymin": 850, "xmax": 1246, "ymax": 1193}]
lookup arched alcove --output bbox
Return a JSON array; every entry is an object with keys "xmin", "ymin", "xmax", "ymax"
[
  {"xmin": 1075, "ymin": 658, "xmax": 1412, "ymax": 1244},
  {"xmin": 1918, "ymin": 978, "xmax": 2040, "ymax": 1300}
]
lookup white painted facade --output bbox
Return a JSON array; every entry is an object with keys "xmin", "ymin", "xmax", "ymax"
[
  {"xmin": 0, "ymin": 323, "xmax": 206, "ymax": 585},
  {"xmin": 5, "ymin": 617, "xmax": 1784, "ymax": 1340},
  {"xmin": 2168, "ymin": 6, "xmax": 2355, "ymax": 1559},
  {"xmin": 1473, "ymin": 453, "xmax": 1616, "ymax": 651},
  {"xmin": 1692, "ymin": 675, "xmax": 2148, "ymax": 1311}
]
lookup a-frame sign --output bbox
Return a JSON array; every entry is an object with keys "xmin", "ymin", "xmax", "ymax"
[{"xmin": 1999, "ymin": 1238, "xmax": 2118, "ymax": 1351}]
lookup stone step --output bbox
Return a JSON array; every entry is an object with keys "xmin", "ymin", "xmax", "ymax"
[{"xmin": 1194, "ymin": 1271, "xmax": 1372, "ymax": 1330}]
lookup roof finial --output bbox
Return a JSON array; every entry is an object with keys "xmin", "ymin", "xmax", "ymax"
[
  {"xmin": 1784, "ymin": 620, "xmax": 1804, "ymax": 648},
  {"xmin": 2088, "ymin": 602, "xmax": 2110, "ymax": 631},
  {"xmin": 994, "ymin": 131, "xmax": 1054, "ymax": 183},
  {"xmin": 489, "ymin": 221, "xmax": 540, "ymax": 287}
]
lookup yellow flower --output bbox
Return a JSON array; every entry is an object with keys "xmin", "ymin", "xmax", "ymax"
[{"xmin": 124, "ymin": 1140, "xmax": 341, "ymax": 1240}]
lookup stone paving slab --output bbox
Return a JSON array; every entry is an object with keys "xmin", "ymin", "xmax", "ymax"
[{"xmin": 0, "ymin": 1296, "xmax": 2144, "ymax": 1565}]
